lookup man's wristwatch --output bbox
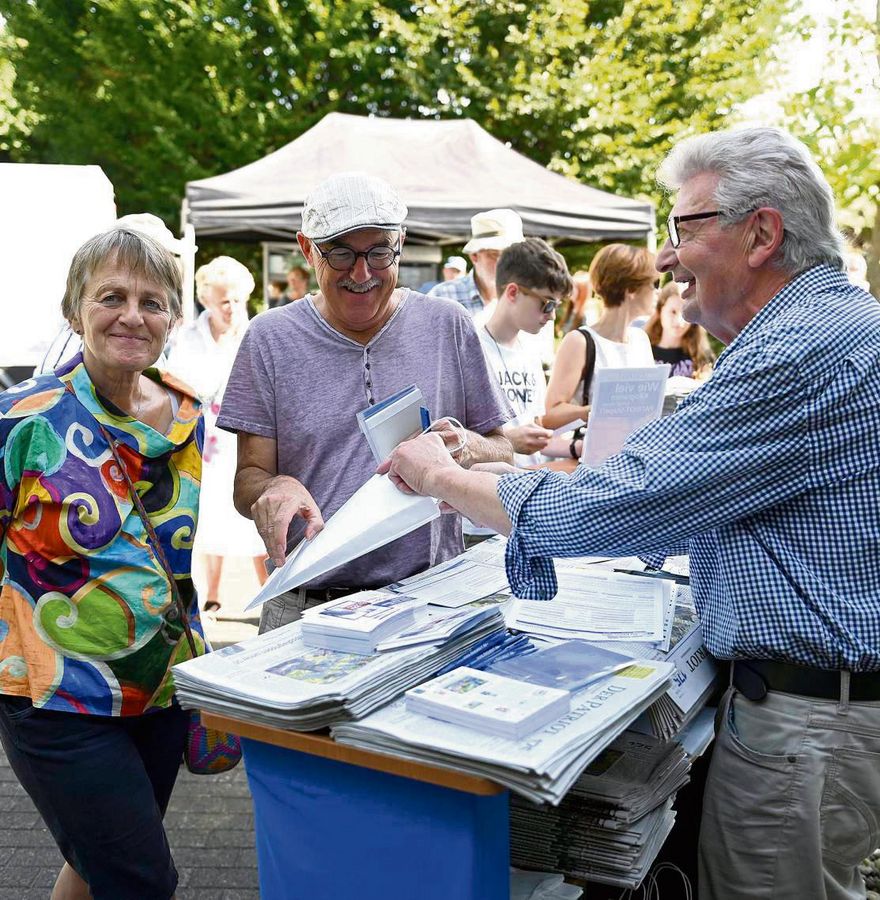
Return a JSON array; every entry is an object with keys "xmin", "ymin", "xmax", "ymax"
[{"xmin": 569, "ymin": 438, "xmax": 579, "ymax": 459}]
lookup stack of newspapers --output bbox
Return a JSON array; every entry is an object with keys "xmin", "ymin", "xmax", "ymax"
[
  {"xmin": 510, "ymin": 710, "xmax": 715, "ymax": 890},
  {"xmin": 332, "ymin": 659, "xmax": 674, "ymax": 804},
  {"xmin": 509, "ymin": 730, "xmax": 691, "ymax": 889},
  {"xmin": 172, "ymin": 608, "xmax": 505, "ymax": 731},
  {"xmin": 591, "ymin": 588, "xmax": 720, "ymax": 741}
]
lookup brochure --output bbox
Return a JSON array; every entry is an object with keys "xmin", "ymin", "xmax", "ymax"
[
  {"xmin": 490, "ymin": 641, "xmax": 636, "ymax": 692},
  {"xmin": 581, "ymin": 365, "xmax": 670, "ymax": 468},
  {"xmin": 245, "ymin": 474, "xmax": 440, "ymax": 610},
  {"xmin": 357, "ymin": 384, "xmax": 429, "ymax": 463},
  {"xmin": 406, "ymin": 666, "xmax": 571, "ymax": 740}
]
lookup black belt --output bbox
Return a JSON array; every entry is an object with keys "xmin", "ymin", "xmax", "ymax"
[
  {"xmin": 732, "ymin": 660, "xmax": 880, "ymax": 702},
  {"xmin": 301, "ymin": 586, "xmax": 368, "ymax": 604}
]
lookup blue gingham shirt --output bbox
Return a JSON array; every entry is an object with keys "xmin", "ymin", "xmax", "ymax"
[
  {"xmin": 427, "ymin": 272, "xmax": 484, "ymax": 315},
  {"xmin": 499, "ymin": 266, "xmax": 880, "ymax": 671}
]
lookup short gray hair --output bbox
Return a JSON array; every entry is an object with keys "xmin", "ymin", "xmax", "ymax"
[
  {"xmin": 62, "ymin": 227, "xmax": 183, "ymax": 322},
  {"xmin": 657, "ymin": 127, "xmax": 845, "ymax": 273},
  {"xmin": 194, "ymin": 256, "xmax": 255, "ymax": 304}
]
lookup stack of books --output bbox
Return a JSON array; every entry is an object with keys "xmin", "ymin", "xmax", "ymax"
[
  {"xmin": 301, "ymin": 590, "xmax": 425, "ymax": 654},
  {"xmin": 405, "ymin": 667, "xmax": 571, "ymax": 741}
]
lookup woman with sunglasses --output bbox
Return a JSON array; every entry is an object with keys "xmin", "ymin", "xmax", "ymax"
[{"xmin": 542, "ymin": 244, "xmax": 658, "ymax": 450}]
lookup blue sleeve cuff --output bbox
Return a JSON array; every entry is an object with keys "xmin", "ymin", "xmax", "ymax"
[{"xmin": 498, "ymin": 470, "xmax": 558, "ymax": 601}]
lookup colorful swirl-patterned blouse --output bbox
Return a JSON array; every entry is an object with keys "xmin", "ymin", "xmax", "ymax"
[{"xmin": 0, "ymin": 353, "xmax": 205, "ymax": 716}]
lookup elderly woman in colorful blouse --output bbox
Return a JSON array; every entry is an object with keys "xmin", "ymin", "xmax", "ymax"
[{"xmin": 0, "ymin": 227, "xmax": 203, "ymax": 899}]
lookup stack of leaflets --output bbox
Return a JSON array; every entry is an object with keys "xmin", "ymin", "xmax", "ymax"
[
  {"xmin": 508, "ymin": 566, "xmax": 670, "ymax": 643},
  {"xmin": 377, "ymin": 604, "xmax": 509, "ymax": 652},
  {"xmin": 357, "ymin": 384, "xmax": 429, "ymax": 464},
  {"xmin": 172, "ymin": 609, "xmax": 505, "ymax": 731},
  {"xmin": 332, "ymin": 660, "xmax": 674, "ymax": 804},
  {"xmin": 300, "ymin": 590, "xmax": 425, "ymax": 654},
  {"xmin": 509, "ymin": 730, "xmax": 692, "ymax": 890},
  {"xmin": 387, "ymin": 554, "xmax": 509, "ymax": 608},
  {"xmin": 405, "ymin": 667, "xmax": 571, "ymax": 741}
]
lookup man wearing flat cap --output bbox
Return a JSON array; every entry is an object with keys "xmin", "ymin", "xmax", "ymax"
[{"xmin": 218, "ymin": 171, "xmax": 513, "ymax": 631}]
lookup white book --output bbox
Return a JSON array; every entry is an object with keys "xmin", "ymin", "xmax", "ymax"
[
  {"xmin": 581, "ymin": 365, "xmax": 670, "ymax": 468},
  {"xmin": 406, "ymin": 666, "xmax": 571, "ymax": 740},
  {"xmin": 245, "ymin": 474, "xmax": 440, "ymax": 610},
  {"xmin": 357, "ymin": 384, "xmax": 428, "ymax": 463}
]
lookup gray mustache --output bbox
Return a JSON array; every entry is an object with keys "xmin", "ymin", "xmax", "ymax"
[{"xmin": 339, "ymin": 278, "xmax": 381, "ymax": 293}]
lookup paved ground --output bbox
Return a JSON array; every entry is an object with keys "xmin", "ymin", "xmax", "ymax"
[{"xmin": 0, "ymin": 556, "xmax": 263, "ymax": 898}]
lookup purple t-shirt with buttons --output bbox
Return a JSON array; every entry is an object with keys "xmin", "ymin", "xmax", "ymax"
[{"xmin": 217, "ymin": 289, "xmax": 512, "ymax": 588}]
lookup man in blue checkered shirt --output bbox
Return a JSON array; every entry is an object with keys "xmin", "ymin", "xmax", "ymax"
[{"xmin": 383, "ymin": 127, "xmax": 880, "ymax": 900}]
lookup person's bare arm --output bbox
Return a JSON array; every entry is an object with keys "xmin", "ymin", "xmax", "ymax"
[
  {"xmin": 379, "ymin": 434, "xmax": 512, "ymax": 534},
  {"xmin": 234, "ymin": 432, "xmax": 324, "ymax": 567},
  {"xmin": 542, "ymin": 330, "xmax": 591, "ymax": 431},
  {"xmin": 429, "ymin": 420, "xmax": 513, "ymax": 468},
  {"xmin": 504, "ymin": 422, "xmax": 553, "ymax": 455}
]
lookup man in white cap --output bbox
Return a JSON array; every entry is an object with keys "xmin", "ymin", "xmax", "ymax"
[
  {"xmin": 218, "ymin": 171, "xmax": 513, "ymax": 632},
  {"xmin": 428, "ymin": 209, "xmax": 524, "ymax": 315},
  {"xmin": 442, "ymin": 255, "xmax": 468, "ymax": 281}
]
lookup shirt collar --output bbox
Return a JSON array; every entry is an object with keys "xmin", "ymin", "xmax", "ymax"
[{"xmin": 58, "ymin": 352, "xmax": 201, "ymax": 456}]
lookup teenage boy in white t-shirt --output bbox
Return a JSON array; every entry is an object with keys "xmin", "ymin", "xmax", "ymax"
[{"xmin": 478, "ymin": 238, "xmax": 574, "ymax": 467}]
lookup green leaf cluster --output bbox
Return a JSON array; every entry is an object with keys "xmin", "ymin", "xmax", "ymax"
[{"xmin": 0, "ymin": 0, "xmax": 789, "ymax": 231}]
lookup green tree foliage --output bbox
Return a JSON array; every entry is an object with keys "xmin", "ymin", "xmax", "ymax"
[
  {"xmin": 0, "ymin": 0, "xmax": 789, "ymax": 229},
  {"xmin": 778, "ymin": 2, "xmax": 880, "ymax": 292}
]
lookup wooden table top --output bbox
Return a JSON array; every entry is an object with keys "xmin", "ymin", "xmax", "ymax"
[{"xmin": 202, "ymin": 711, "xmax": 506, "ymax": 797}]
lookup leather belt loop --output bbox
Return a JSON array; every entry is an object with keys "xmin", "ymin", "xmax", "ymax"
[{"xmin": 839, "ymin": 670, "xmax": 851, "ymax": 715}]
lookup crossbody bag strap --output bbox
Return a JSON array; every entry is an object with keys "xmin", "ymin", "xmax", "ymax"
[
  {"xmin": 98, "ymin": 423, "xmax": 198, "ymax": 657},
  {"xmin": 577, "ymin": 326, "xmax": 597, "ymax": 407}
]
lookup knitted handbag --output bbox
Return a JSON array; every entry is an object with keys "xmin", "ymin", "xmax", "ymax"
[{"xmin": 101, "ymin": 425, "xmax": 242, "ymax": 775}]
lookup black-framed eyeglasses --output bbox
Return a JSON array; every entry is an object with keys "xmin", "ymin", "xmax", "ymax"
[
  {"xmin": 315, "ymin": 242, "xmax": 401, "ymax": 271},
  {"xmin": 666, "ymin": 210, "xmax": 722, "ymax": 248},
  {"xmin": 517, "ymin": 284, "xmax": 563, "ymax": 315}
]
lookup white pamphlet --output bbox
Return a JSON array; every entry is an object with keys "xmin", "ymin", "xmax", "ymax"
[
  {"xmin": 245, "ymin": 474, "xmax": 440, "ymax": 610},
  {"xmin": 406, "ymin": 666, "xmax": 571, "ymax": 740},
  {"xmin": 581, "ymin": 365, "xmax": 670, "ymax": 467}
]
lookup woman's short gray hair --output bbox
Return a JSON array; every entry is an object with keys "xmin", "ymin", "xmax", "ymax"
[
  {"xmin": 62, "ymin": 227, "xmax": 183, "ymax": 322},
  {"xmin": 657, "ymin": 127, "xmax": 845, "ymax": 273},
  {"xmin": 194, "ymin": 256, "xmax": 255, "ymax": 304}
]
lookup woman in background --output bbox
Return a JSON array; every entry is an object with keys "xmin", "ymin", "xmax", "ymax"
[
  {"xmin": 645, "ymin": 282, "xmax": 715, "ymax": 380},
  {"xmin": 543, "ymin": 244, "xmax": 657, "ymax": 438},
  {"xmin": 166, "ymin": 257, "xmax": 268, "ymax": 613}
]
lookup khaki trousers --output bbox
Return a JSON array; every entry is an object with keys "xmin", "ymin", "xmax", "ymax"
[{"xmin": 699, "ymin": 683, "xmax": 880, "ymax": 900}]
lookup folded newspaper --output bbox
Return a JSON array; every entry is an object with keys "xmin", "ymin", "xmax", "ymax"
[
  {"xmin": 172, "ymin": 610, "xmax": 505, "ymax": 731},
  {"xmin": 332, "ymin": 660, "xmax": 674, "ymax": 804}
]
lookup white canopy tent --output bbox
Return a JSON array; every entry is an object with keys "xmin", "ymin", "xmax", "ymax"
[
  {"xmin": 0, "ymin": 164, "xmax": 116, "ymax": 369},
  {"xmin": 184, "ymin": 113, "xmax": 655, "ymax": 245}
]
